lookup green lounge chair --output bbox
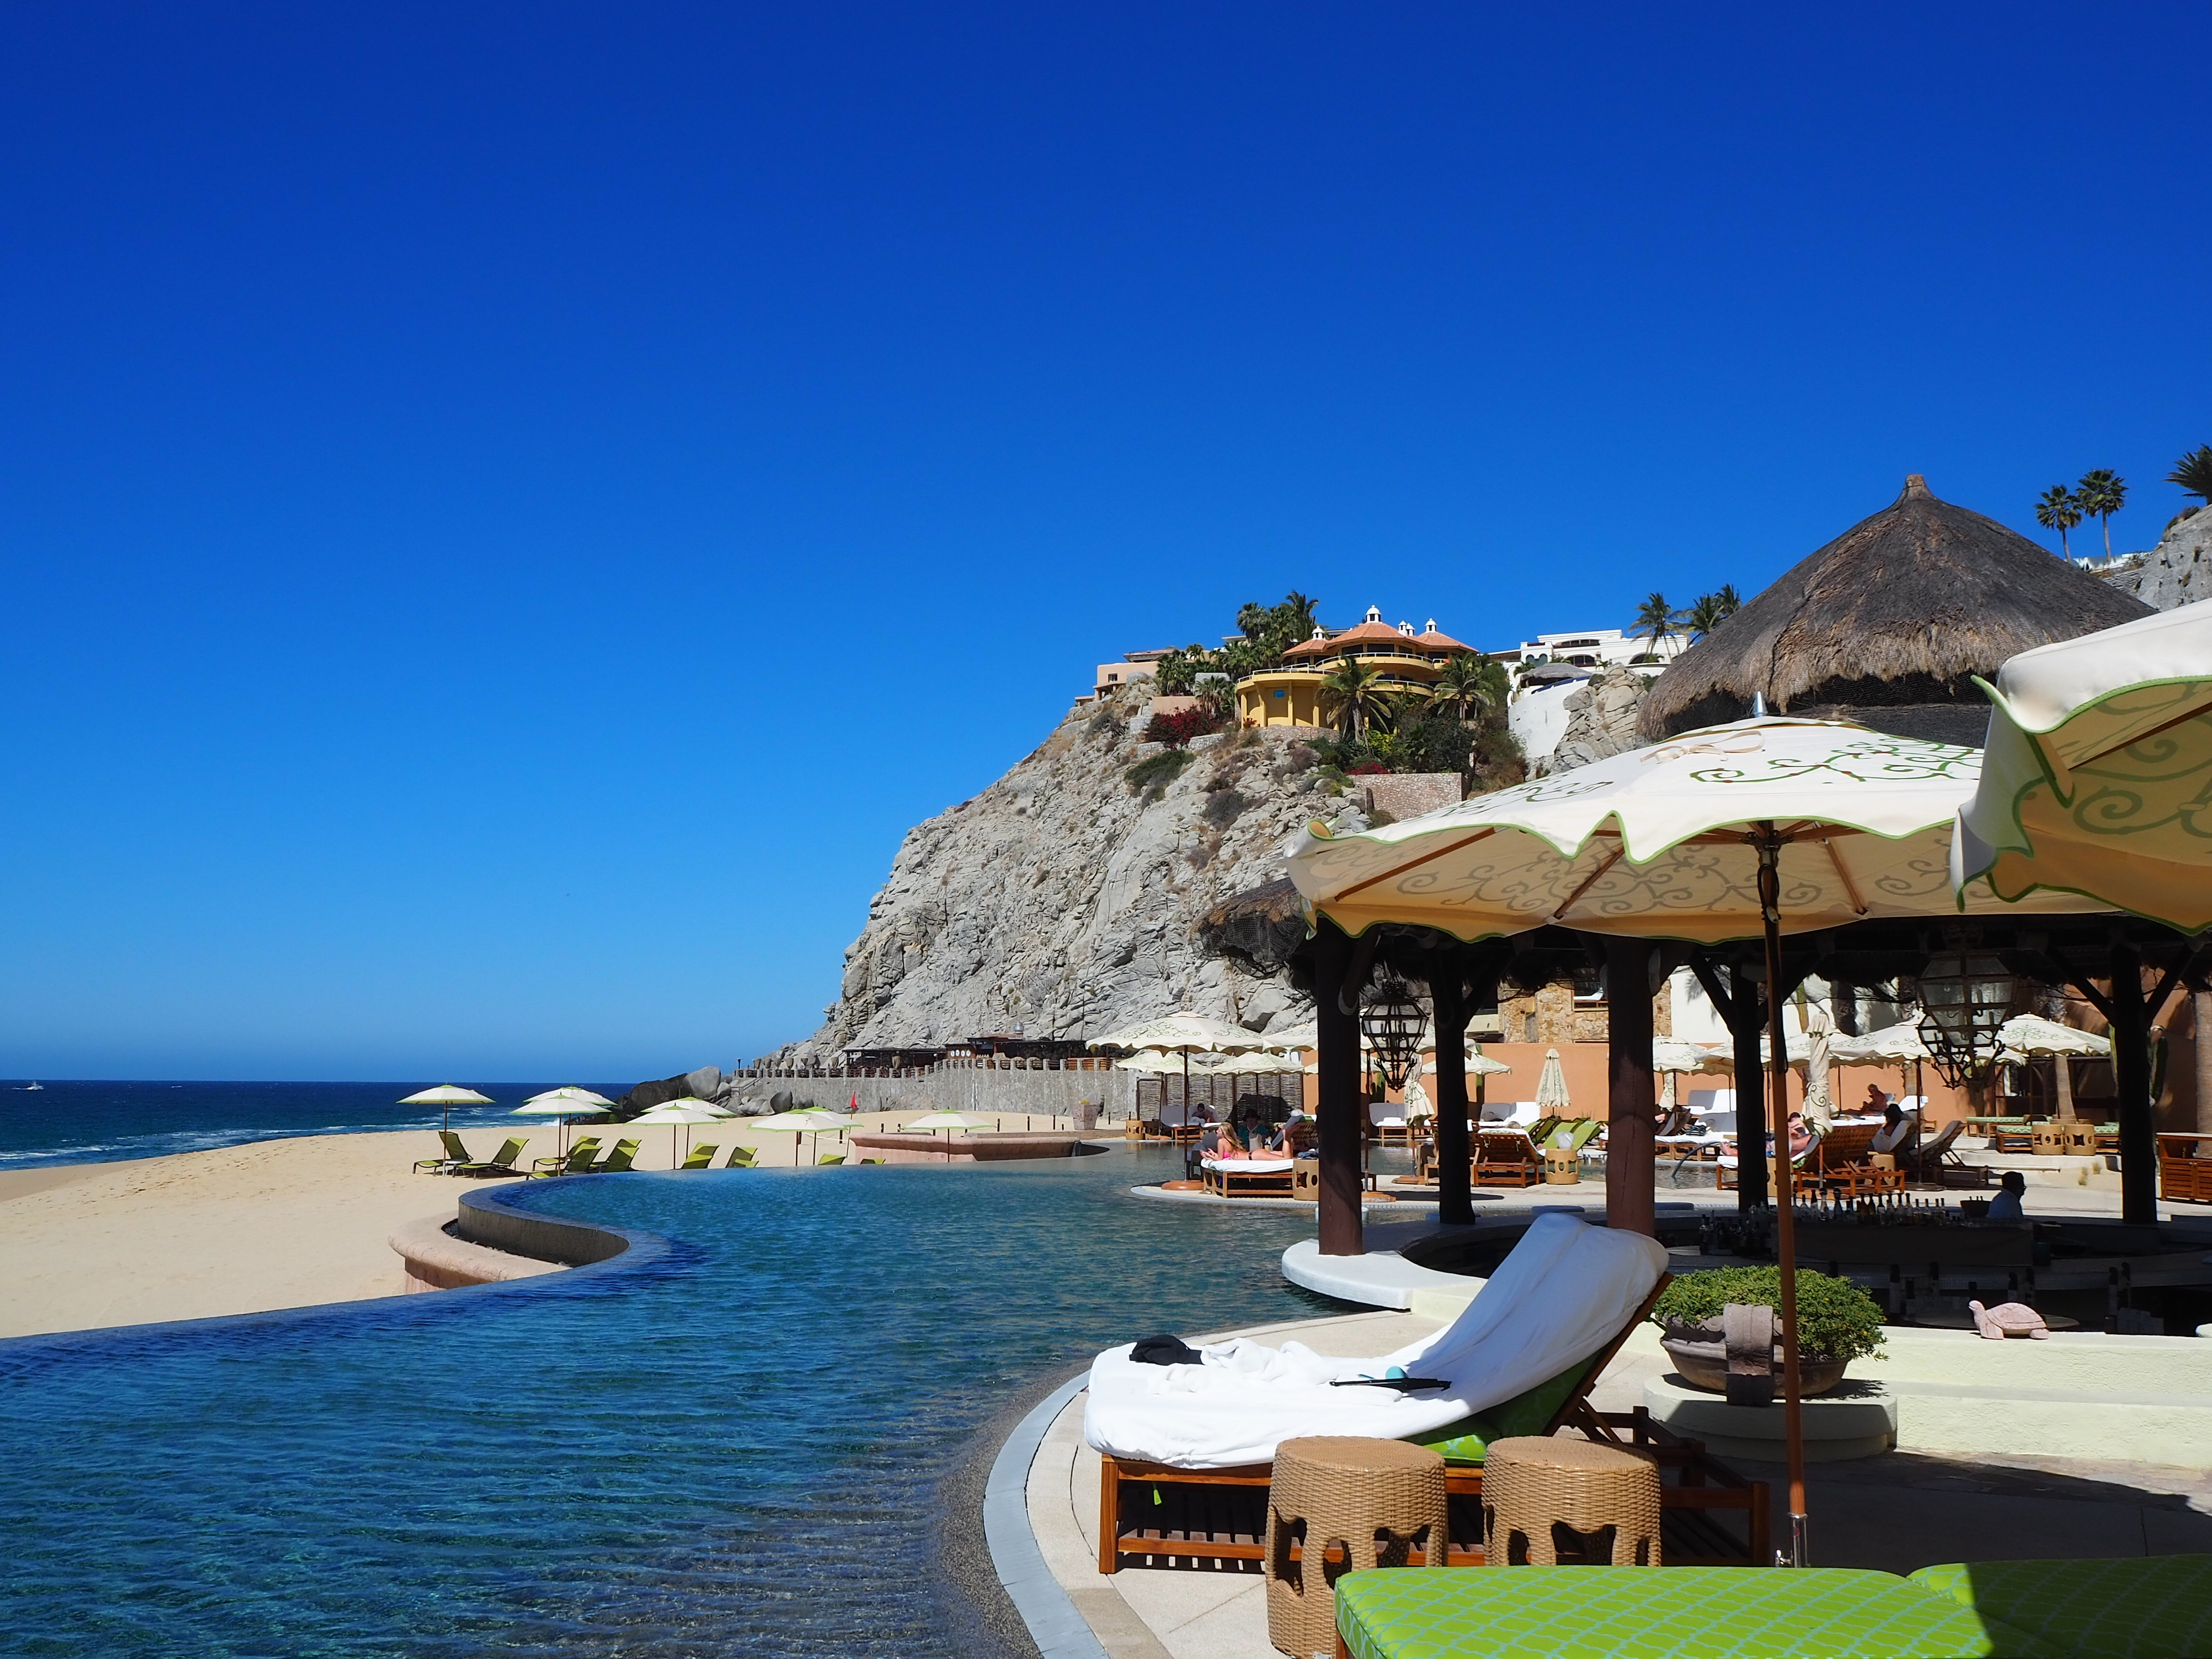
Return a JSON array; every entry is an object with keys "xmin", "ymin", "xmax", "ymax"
[
  {"xmin": 414, "ymin": 1130, "xmax": 477, "ymax": 1174},
  {"xmin": 724, "ymin": 1145, "xmax": 757, "ymax": 1168},
  {"xmin": 457, "ymin": 1136, "xmax": 530, "ymax": 1178},
  {"xmin": 679, "ymin": 1143, "xmax": 720, "ymax": 1170},
  {"xmin": 593, "ymin": 1139, "xmax": 641, "ymax": 1173},
  {"xmin": 1910, "ymin": 1556, "xmax": 2212, "ymax": 1659},
  {"xmin": 817, "ymin": 1151, "xmax": 846, "ymax": 1166},
  {"xmin": 529, "ymin": 1136, "xmax": 602, "ymax": 1178},
  {"xmin": 1334, "ymin": 1566, "xmax": 2046, "ymax": 1659}
]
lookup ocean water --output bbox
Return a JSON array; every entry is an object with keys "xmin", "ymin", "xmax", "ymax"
[
  {"xmin": 0, "ymin": 1079, "xmax": 608, "ymax": 1169},
  {"xmin": 0, "ymin": 1148, "xmax": 1328, "ymax": 1657}
]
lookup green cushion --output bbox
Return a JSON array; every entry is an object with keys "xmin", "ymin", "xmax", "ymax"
[
  {"xmin": 1909, "ymin": 1557, "xmax": 2212, "ymax": 1659},
  {"xmin": 1335, "ymin": 1567, "xmax": 2055, "ymax": 1659},
  {"xmin": 1401, "ymin": 1359, "xmax": 1596, "ymax": 1466}
]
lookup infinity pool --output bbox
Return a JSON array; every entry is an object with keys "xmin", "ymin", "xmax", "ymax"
[{"xmin": 0, "ymin": 1147, "xmax": 1323, "ymax": 1658}]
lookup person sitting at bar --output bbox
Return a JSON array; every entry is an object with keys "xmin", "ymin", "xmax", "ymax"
[{"xmin": 1987, "ymin": 1169, "xmax": 2028, "ymax": 1221}]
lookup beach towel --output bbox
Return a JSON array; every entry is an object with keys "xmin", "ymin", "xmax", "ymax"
[{"xmin": 1082, "ymin": 1214, "xmax": 1667, "ymax": 1468}]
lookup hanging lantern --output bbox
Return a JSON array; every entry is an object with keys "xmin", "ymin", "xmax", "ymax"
[
  {"xmin": 1359, "ymin": 973, "xmax": 1428, "ymax": 1090},
  {"xmin": 1915, "ymin": 951, "xmax": 2018, "ymax": 1087}
]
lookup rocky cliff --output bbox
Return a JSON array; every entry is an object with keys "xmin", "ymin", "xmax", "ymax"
[
  {"xmin": 2104, "ymin": 507, "xmax": 2212, "ymax": 611},
  {"xmin": 770, "ymin": 686, "xmax": 1347, "ymax": 1063},
  {"xmin": 1544, "ymin": 665, "xmax": 1650, "ymax": 774}
]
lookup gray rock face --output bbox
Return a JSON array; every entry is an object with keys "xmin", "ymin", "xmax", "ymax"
[
  {"xmin": 768, "ymin": 686, "xmax": 1334, "ymax": 1064},
  {"xmin": 1545, "ymin": 665, "xmax": 1650, "ymax": 774},
  {"xmin": 684, "ymin": 1065, "xmax": 722, "ymax": 1101},
  {"xmin": 2104, "ymin": 508, "xmax": 2212, "ymax": 611}
]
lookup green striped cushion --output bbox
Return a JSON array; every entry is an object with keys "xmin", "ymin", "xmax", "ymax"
[
  {"xmin": 1401, "ymin": 1359, "xmax": 1595, "ymax": 1466},
  {"xmin": 1335, "ymin": 1566, "xmax": 2055, "ymax": 1659},
  {"xmin": 1910, "ymin": 1557, "xmax": 2212, "ymax": 1659}
]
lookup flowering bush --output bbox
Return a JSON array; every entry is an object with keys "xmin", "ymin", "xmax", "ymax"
[
  {"xmin": 1144, "ymin": 706, "xmax": 1222, "ymax": 748},
  {"xmin": 1348, "ymin": 760, "xmax": 1389, "ymax": 775}
]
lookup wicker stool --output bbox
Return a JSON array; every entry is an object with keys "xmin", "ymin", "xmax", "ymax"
[
  {"xmin": 1264, "ymin": 1436, "xmax": 1447, "ymax": 1659},
  {"xmin": 1482, "ymin": 1435, "xmax": 1662, "ymax": 1567}
]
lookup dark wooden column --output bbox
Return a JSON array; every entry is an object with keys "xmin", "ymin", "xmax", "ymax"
[
  {"xmin": 2110, "ymin": 940, "xmax": 2157, "ymax": 1227},
  {"xmin": 1604, "ymin": 936, "xmax": 1657, "ymax": 1238},
  {"xmin": 1692, "ymin": 951, "xmax": 1768, "ymax": 1213},
  {"xmin": 1428, "ymin": 969, "xmax": 1476, "ymax": 1227},
  {"xmin": 1312, "ymin": 918, "xmax": 1367, "ymax": 1256}
]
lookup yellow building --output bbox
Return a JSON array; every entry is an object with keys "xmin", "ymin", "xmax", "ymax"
[{"xmin": 1235, "ymin": 607, "xmax": 1475, "ymax": 730}]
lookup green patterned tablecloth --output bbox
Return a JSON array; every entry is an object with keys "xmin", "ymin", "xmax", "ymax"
[
  {"xmin": 1910, "ymin": 1557, "xmax": 2212, "ymax": 1659},
  {"xmin": 1335, "ymin": 1566, "xmax": 2054, "ymax": 1659}
]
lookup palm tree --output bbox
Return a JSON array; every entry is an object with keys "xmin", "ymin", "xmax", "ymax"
[
  {"xmin": 2167, "ymin": 447, "xmax": 2212, "ymax": 505},
  {"xmin": 2035, "ymin": 485, "xmax": 2082, "ymax": 557},
  {"xmin": 2077, "ymin": 470, "xmax": 2128, "ymax": 561},
  {"xmin": 1283, "ymin": 590, "xmax": 1320, "ymax": 638},
  {"xmin": 1712, "ymin": 584, "xmax": 1741, "ymax": 618},
  {"xmin": 1682, "ymin": 593, "xmax": 1725, "ymax": 641},
  {"xmin": 1632, "ymin": 592, "xmax": 1679, "ymax": 660},
  {"xmin": 1431, "ymin": 653, "xmax": 1496, "ymax": 723},
  {"xmin": 1319, "ymin": 654, "xmax": 1394, "ymax": 742}
]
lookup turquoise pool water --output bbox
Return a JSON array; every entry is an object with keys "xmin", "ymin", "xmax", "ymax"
[{"xmin": 0, "ymin": 1148, "xmax": 1325, "ymax": 1657}]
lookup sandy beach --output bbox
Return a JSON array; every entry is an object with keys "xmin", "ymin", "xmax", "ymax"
[{"xmin": 0, "ymin": 1112, "xmax": 1078, "ymax": 1341}]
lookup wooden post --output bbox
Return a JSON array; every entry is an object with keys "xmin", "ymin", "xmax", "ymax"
[
  {"xmin": 2112, "ymin": 941, "xmax": 2157, "ymax": 1227},
  {"xmin": 2195, "ymin": 989, "xmax": 2212, "ymax": 1140},
  {"xmin": 1313, "ymin": 919, "xmax": 1366, "ymax": 1256},
  {"xmin": 1429, "ymin": 971, "xmax": 1476, "ymax": 1227},
  {"xmin": 1604, "ymin": 935, "xmax": 1657, "ymax": 1238}
]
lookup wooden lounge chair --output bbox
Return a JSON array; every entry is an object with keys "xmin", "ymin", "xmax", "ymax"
[
  {"xmin": 1802, "ymin": 1122, "xmax": 1903, "ymax": 1197},
  {"xmin": 455, "ymin": 1136, "xmax": 530, "ymax": 1179},
  {"xmin": 724, "ymin": 1144, "xmax": 757, "ymax": 1168},
  {"xmin": 1473, "ymin": 1130, "xmax": 1543, "ymax": 1188},
  {"xmin": 1903, "ymin": 1119, "xmax": 1991, "ymax": 1189},
  {"xmin": 591, "ymin": 1138, "xmax": 641, "ymax": 1173},
  {"xmin": 678, "ymin": 1143, "xmax": 720, "ymax": 1170},
  {"xmin": 414, "ymin": 1130, "xmax": 478, "ymax": 1174},
  {"xmin": 529, "ymin": 1135, "xmax": 601, "ymax": 1177},
  {"xmin": 1097, "ymin": 1278, "xmax": 1767, "ymax": 1575}
]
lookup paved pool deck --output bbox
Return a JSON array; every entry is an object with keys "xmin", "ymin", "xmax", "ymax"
[{"xmin": 1012, "ymin": 1305, "xmax": 2212, "ymax": 1659}]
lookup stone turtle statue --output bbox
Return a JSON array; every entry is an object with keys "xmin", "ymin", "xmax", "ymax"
[{"xmin": 1968, "ymin": 1299, "xmax": 2051, "ymax": 1340}]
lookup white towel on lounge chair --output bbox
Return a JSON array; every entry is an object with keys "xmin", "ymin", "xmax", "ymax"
[
  {"xmin": 1201, "ymin": 1156, "xmax": 1295, "ymax": 1173},
  {"xmin": 1082, "ymin": 1214, "xmax": 1666, "ymax": 1469}
]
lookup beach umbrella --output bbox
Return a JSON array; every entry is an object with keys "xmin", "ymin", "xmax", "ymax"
[
  {"xmin": 1260, "ymin": 1020, "xmax": 1319, "ymax": 1053},
  {"xmin": 1953, "ymin": 597, "xmax": 2212, "ymax": 931},
  {"xmin": 1652, "ymin": 1039, "xmax": 1731, "ymax": 1115},
  {"xmin": 399, "ymin": 1084, "xmax": 494, "ymax": 1135},
  {"xmin": 1286, "ymin": 714, "xmax": 2107, "ymax": 1568},
  {"xmin": 1094, "ymin": 1012, "xmax": 1270, "ymax": 1121},
  {"xmin": 1996, "ymin": 1015, "xmax": 2111, "ymax": 1122},
  {"xmin": 749, "ymin": 1107, "xmax": 845, "ymax": 1166},
  {"xmin": 630, "ymin": 1097, "xmax": 733, "ymax": 1167},
  {"xmin": 902, "ymin": 1109, "xmax": 993, "ymax": 1154},
  {"xmin": 1802, "ymin": 1006, "xmax": 1835, "ymax": 1131},
  {"xmin": 1830, "ymin": 1021, "xmax": 1936, "ymax": 1109},
  {"xmin": 1534, "ymin": 1048, "xmax": 1572, "ymax": 1115},
  {"xmin": 1191, "ymin": 1050, "xmax": 1299, "ymax": 1076},
  {"xmin": 512, "ymin": 1089, "xmax": 615, "ymax": 1159}
]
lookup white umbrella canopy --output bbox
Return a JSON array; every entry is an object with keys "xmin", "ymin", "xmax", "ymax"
[
  {"xmin": 523, "ymin": 1086, "xmax": 616, "ymax": 1109},
  {"xmin": 1259, "ymin": 1020, "xmax": 1319, "ymax": 1052},
  {"xmin": 750, "ymin": 1106, "xmax": 847, "ymax": 1165},
  {"xmin": 1533, "ymin": 1048, "xmax": 1572, "ymax": 1114},
  {"xmin": 1092, "ymin": 1013, "xmax": 1270, "ymax": 1053},
  {"xmin": 630, "ymin": 1097, "xmax": 733, "ymax": 1165},
  {"xmin": 1953, "ymin": 596, "xmax": 2212, "ymax": 931},
  {"xmin": 1113, "ymin": 1049, "xmax": 1195, "ymax": 1073},
  {"xmin": 1653, "ymin": 1039, "xmax": 1733, "ymax": 1076},
  {"xmin": 1829, "ymin": 1021, "xmax": 1935, "ymax": 1064},
  {"xmin": 1802, "ymin": 1006, "xmax": 1835, "ymax": 1129},
  {"xmin": 1191, "ymin": 1051, "xmax": 1302, "ymax": 1076},
  {"xmin": 1288, "ymin": 717, "xmax": 2103, "ymax": 943},
  {"xmin": 904, "ymin": 1111, "xmax": 992, "ymax": 1130},
  {"xmin": 399, "ymin": 1084, "xmax": 493, "ymax": 1133},
  {"xmin": 1996, "ymin": 1014, "xmax": 2111, "ymax": 1058}
]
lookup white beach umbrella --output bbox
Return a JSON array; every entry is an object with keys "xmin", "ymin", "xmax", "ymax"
[
  {"xmin": 750, "ymin": 1107, "xmax": 846, "ymax": 1166},
  {"xmin": 1191, "ymin": 1050, "xmax": 1300, "ymax": 1076},
  {"xmin": 1953, "ymin": 597, "xmax": 2212, "ymax": 930},
  {"xmin": 1259, "ymin": 1020, "xmax": 1319, "ymax": 1052},
  {"xmin": 1802, "ymin": 1005, "xmax": 1835, "ymax": 1130},
  {"xmin": 1533, "ymin": 1048, "xmax": 1572, "ymax": 1114},
  {"xmin": 1996, "ymin": 1015, "xmax": 2112, "ymax": 1122},
  {"xmin": 1094, "ymin": 1012, "xmax": 1270, "ymax": 1120},
  {"xmin": 630, "ymin": 1097, "xmax": 733, "ymax": 1166},
  {"xmin": 512, "ymin": 1089, "xmax": 615, "ymax": 1158},
  {"xmin": 399, "ymin": 1084, "xmax": 494, "ymax": 1134},
  {"xmin": 1829, "ymin": 1020, "xmax": 1935, "ymax": 1109},
  {"xmin": 1651, "ymin": 1038, "xmax": 1731, "ymax": 1115},
  {"xmin": 902, "ymin": 1109, "xmax": 993, "ymax": 1152}
]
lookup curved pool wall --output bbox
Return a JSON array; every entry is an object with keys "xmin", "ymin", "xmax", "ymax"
[{"xmin": 0, "ymin": 1147, "xmax": 1327, "ymax": 1658}]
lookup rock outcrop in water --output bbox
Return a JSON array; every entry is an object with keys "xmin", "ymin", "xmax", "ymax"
[{"xmin": 769, "ymin": 685, "xmax": 1345, "ymax": 1064}]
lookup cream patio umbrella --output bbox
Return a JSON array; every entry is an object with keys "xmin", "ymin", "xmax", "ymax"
[
  {"xmin": 1094, "ymin": 1013, "xmax": 1272, "ymax": 1125},
  {"xmin": 400, "ymin": 1084, "xmax": 494, "ymax": 1135},
  {"xmin": 630, "ymin": 1097, "xmax": 733, "ymax": 1167},
  {"xmin": 1830, "ymin": 1021, "xmax": 1935, "ymax": 1113},
  {"xmin": 902, "ymin": 1109, "xmax": 993, "ymax": 1153},
  {"xmin": 1996, "ymin": 1014, "xmax": 2110, "ymax": 1122},
  {"xmin": 750, "ymin": 1107, "xmax": 846, "ymax": 1166},
  {"xmin": 1286, "ymin": 714, "xmax": 2107, "ymax": 1568},
  {"xmin": 1802, "ymin": 1005, "xmax": 1836, "ymax": 1131},
  {"xmin": 514, "ymin": 1088, "xmax": 616, "ymax": 1160},
  {"xmin": 1953, "ymin": 596, "xmax": 2212, "ymax": 931},
  {"xmin": 1533, "ymin": 1048, "xmax": 1573, "ymax": 1116},
  {"xmin": 1652, "ymin": 1038, "xmax": 1731, "ymax": 1116}
]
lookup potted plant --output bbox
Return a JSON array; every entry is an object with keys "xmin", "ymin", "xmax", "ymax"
[{"xmin": 1650, "ymin": 1266, "xmax": 1886, "ymax": 1397}]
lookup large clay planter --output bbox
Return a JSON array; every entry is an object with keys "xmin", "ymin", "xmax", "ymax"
[{"xmin": 1659, "ymin": 1322, "xmax": 1851, "ymax": 1397}]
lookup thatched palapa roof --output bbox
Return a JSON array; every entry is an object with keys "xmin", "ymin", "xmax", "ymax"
[{"xmin": 1639, "ymin": 475, "xmax": 2154, "ymax": 745}]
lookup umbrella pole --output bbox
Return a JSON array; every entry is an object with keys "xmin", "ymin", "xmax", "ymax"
[{"xmin": 1756, "ymin": 826, "xmax": 1809, "ymax": 1566}]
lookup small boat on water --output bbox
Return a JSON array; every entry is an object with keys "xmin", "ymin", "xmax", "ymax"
[{"xmin": 22, "ymin": 1082, "xmax": 42, "ymax": 1090}]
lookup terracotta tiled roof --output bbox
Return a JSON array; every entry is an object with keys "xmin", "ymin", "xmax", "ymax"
[
  {"xmin": 1414, "ymin": 628, "xmax": 1474, "ymax": 654},
  {"xmin": 1284, "ymin": 619, "xmax": 1468, "ymax": 661}
]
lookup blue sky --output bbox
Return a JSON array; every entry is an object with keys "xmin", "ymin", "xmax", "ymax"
[{"xmin": 4, "ymin": 4, "xmax": 2209, "ymax": 1080}]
